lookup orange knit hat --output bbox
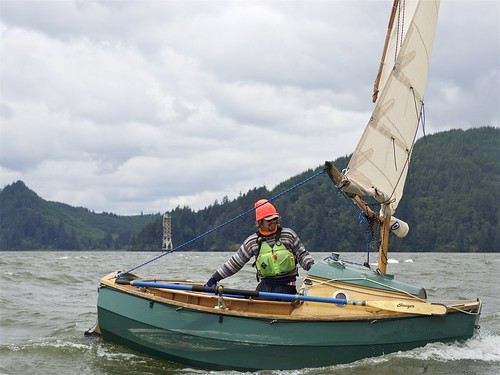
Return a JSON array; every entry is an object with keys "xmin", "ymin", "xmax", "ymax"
[{"xmin": 254, "ymin": 199, "xmax": 279, "ymax": 221}]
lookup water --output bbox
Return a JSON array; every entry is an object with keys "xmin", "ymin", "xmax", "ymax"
[{"xmin": 1, "ymin": 251, "xmax": 499, "ymax": 375}]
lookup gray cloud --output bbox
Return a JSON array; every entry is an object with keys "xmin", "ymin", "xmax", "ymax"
[{"xmin": 1, "ymin": 0, "xmax": 498, "ymax": 215}]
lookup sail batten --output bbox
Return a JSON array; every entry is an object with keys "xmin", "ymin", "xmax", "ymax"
[{"xmin": 343, "ymin": 0, "xmax": 440, "ymax": 216}]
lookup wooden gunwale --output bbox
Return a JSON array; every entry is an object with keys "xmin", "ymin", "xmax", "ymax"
[{"xmin": 99, "ymin": 272, "xmax": 481, "ymax": 321}]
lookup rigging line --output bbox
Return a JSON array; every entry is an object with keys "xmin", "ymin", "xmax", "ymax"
[
  {"xmin": 332, "ymin": 178, "xmax": 376, "ymax": 227},
  {"xmin": 394, "ymin": 0, "xmax": 406, "ymax": 61},
  {"xmin": 392, "ymin": 137, "xmax": 398, "ymax": 171},
  {"xmin": 324, "ymin": 255, "xmax": 367, "ymax": 269},
  {"xmin": 118, "ymin": 169, "xmax": 326, "ymax": 277},
  {"xmin": 421, "ymin": 101, "xmax": 426, "ymax": 136},
  {"xmin": 394, "ymin": 1, "xmax": 401, "ymax": 61},
  {"xmin": 332, "ymin": 180, "xmax": 377, "ymax": 266},
  {"xmin": 336, "ymin": 184, "xmax": 364, "ymax": 218},
  {"xmin": 400, "ymin": 0, "xmax": 406, "ymax": 49}
]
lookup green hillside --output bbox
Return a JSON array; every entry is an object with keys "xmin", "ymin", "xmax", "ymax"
[
  {"xmin": 0, "ymin": 181, "xmax": 159, "ymax": 250},
  {"xmin": 130, "ymin": 127, "xmax": 500, "ymax": 253},
  {"xmin": 1, "ymin": 127, "xmax": 498, "ymax": 252}
]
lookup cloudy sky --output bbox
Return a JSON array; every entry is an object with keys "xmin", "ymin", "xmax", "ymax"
[{"xmin": 1, "ymin": 0, "xmax": 498, "ymax": 215}]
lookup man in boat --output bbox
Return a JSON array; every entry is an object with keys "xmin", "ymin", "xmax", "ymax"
[{"xmin": 205, "ymin": 199, "xmax": 315, "ymax": 294}]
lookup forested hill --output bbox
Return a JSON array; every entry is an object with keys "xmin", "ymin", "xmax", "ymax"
[
  {"xmin": 0, "ymin": 182, "xmax": 159, "ymax": 250},
  {"xmin": 131, "ymin": 127, "xmax": 499, "ymax": 253},
  {"xmin": 1, "ymin": 127, "xmax": 498, "ymax": 252}
]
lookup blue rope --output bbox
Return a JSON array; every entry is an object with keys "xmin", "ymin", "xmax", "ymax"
[
  {"xmin": 118, "ymin": 169, "xmax": 325, "ymax": 277},
  {"xmin": 334, "ymin": 184, "xmax": 378, "ymax": 267}
]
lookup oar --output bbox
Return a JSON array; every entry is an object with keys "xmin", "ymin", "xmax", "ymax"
[{"xmin": 115, "ymin": 279, "xmax": 447, "ymax": 316}]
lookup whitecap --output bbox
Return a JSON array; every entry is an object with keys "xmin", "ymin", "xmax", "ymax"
[
  {"xmin": 95, "ymin": 344, "xmax": 140, "ymax": 361},
  {"xmin": 397, "ymin": 332, "xmax": 500, "ymax": 362}
]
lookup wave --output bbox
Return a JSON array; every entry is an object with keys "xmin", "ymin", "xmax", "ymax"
[{"xmin": 396, "ymin": 331, "xmax": 500, "ymax": 362}]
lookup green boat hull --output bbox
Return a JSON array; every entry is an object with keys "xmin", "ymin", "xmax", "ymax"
[{"xmin": 97, "ymin": 285, "xmax": 479, "ymax": 371}]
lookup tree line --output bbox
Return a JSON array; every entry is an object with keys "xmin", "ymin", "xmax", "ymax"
[
  {"xmin": 130, "ymin": 127, "xmax": 499, "ymax": 253},
  {"xmin": 1, "ymin": 127, "xmax": 498, "ymax": 252},
  {"xmin": 0, "ymin": 181, "xmax": 158, "ymax": 250}
]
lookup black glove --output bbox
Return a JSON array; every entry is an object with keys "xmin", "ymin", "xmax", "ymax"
[{"xmin": 205, "ymin": 276, "xmax": 217, "ymax": 288}]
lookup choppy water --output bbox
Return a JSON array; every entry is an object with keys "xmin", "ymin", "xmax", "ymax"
[{"xmin": 1, "ymin": 251, "xmax": 499, "ymax": 375}]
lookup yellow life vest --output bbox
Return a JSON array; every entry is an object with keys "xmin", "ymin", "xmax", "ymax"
[{"xmin": 255, "ymin": 238, "xmax": 296, "ymax": 278}]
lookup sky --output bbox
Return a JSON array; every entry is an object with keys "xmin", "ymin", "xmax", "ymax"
[{"xmin": 1, "ymin": 0, "xmax": 499, "ymax": 215}]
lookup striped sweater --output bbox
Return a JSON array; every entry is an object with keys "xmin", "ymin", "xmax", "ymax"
[{"xmin": 212, "ymin": 227, "xmax": 315, "ymax": 282}]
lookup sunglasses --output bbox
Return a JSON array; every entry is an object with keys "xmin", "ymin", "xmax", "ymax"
[{"xmin": 264, "ymin": 218, "xmax": 278, "ymax": 224}]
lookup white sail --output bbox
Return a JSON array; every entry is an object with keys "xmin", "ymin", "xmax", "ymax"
[{"xmin": 342, "ymin": 0, "xmax": 440, "ymax": 216}]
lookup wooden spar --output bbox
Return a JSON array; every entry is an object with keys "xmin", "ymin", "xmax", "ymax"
[
  {"xmin": 115, "ymin": 279, "xmax": 448, "ymax": 316},
  {"xmin": 352, "ymin": 195, "xmax": 378, "ymax": 222},
  {"xmin": 372, "ymin": 0, "xmax": 400, "ymax": 103},
  {"xmin": 378, "ymin": 214, "xmax": 392, "ymax": 274},
  {"xmin": 325, "ymin": 161, "xmax": 394, "ymax": 275},
  {"xmin": 324, "ymin": 161, "xmax": 380, "ymax": 223}
]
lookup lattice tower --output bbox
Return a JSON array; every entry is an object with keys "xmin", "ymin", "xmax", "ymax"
[{"xmin": 162, "ymin": 213, "xmax": 173, "ymax": 251}]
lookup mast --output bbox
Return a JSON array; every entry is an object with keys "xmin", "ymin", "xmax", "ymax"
[
  {"xmin": 378, "ymin": 209, "xmax": 392, "ymax": 274},
  {"xmin": 372, "ymin": 0, "xmax": 400, "ymax": 103}
]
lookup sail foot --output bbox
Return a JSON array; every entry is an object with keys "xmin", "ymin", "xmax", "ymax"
[
  {"xmin": 342, "ymin": 178, "xmax": 400, "ymax": 219},
  {"xmin": 325, "ymin": 161, "xmax": 409, "ymax": 237}
]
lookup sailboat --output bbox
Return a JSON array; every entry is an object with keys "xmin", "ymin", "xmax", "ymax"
[{"xmin": 94, "ymin": 0, "xmax": 481, "ymax": 371}]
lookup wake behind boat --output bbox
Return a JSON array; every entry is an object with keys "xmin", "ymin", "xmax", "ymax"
[{"xmin": 93, "ymin": 0, "xmax": 481, "ymax": 370}]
